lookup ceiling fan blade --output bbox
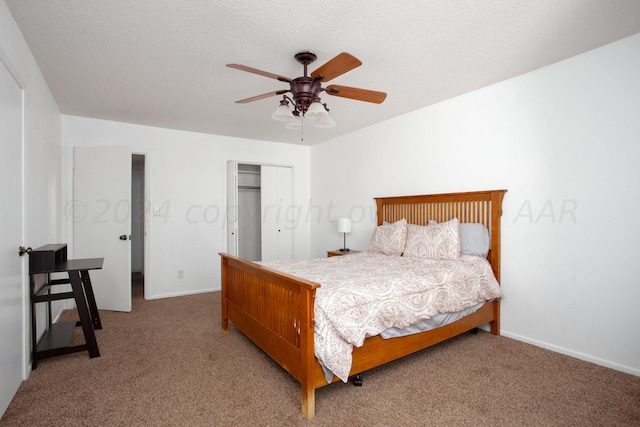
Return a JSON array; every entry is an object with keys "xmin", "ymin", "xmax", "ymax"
[
  {"xmin": 311, "ymin": 53, "xmax": 362, "ymax": 82},
  {"xmin": 326, "ymin": 85, "xmax": 387, "ymax": 104},
  {"xmin": 235, "ymin": 90, "xmax": 287, "ymax": 104},
  {"xmin": 227, "ymin": 64, "xmax": 292, "ymax": 83}
]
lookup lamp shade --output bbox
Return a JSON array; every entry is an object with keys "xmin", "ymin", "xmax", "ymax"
[
  {"xmin": 337, "ymin": 218, "xmax": 352, "ymax": 233},
  {"xmin": 284, "ymin": 117, "xmax": 303, "ymax": 129},
  {"xmin": 314, "ymin": 114, "xmax": 336, "ymax": 128},
  {"xmin": 271, "ymin": 104, "xmax": 295, "ymax": 122},
  {"xmin": 305, "ymin": 101, "xmax": 329, "ymax": 120}
]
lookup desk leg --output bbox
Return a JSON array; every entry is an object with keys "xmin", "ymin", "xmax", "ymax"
[
  {"xmin": 80, "ymin": 270, "xmax": 102, "ymax": 330},
  {"xmin": 30, "ymin": 275, "xmax": 38, "ymax": 370},
  {"xmin": 69, "ymin": 271, "xmax": 100, "ymax": 358}
]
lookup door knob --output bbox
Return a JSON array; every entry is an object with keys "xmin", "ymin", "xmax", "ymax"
[
  {"xmin": 119, "ymin": 235, "xmax": 128, "ymax": 240},
  {"xmin": 19, "ymin": 246, "xmax": 32, "ymax": 256}
]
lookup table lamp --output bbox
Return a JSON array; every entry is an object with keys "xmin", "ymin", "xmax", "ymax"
[{"xmin": 338, "ymin": 218, "xmax": 352, "ymax": 252}]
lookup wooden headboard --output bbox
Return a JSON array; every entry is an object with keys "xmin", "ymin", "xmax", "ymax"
[{"xmin": 374, "ymin": 190, "xmax": 507, "ymax": 282}]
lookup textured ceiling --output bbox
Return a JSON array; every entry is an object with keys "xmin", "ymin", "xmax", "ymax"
[{"xmin": 6, "ymin": 0, "xmax": 640, "ymax": 145}]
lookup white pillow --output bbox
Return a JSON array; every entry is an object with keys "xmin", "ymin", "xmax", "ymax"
[
  {"xmin": 368, "ymin": 218, "xmax": 408, "ymax": 256},
  {"xmin": 404, "ymin": 218, "xmax": 461, "ymax": 260}
]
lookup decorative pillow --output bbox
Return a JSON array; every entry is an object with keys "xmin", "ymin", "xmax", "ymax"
[
  {"xmin": 426, "ymin": 220, "xmax": 490, "ymax": 258},
  {"xmin": 368, "ymin": 218, "xmax": 408, "ymax": 256},
  {"xmin": 404, "ymin": 218, "xmax": 461, "ymax": 260}
]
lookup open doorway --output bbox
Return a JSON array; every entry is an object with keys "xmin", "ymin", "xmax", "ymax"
[{"xmin": 131, "ymin": 154, "xmax": 145, "ymax": 299}]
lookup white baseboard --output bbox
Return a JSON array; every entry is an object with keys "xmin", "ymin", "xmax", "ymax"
[
  {"xmin": 145, "ymin": 288, "xmax": 215, "ymax": 300},
  {"xmin": 501, "ymin": 330, "xmax": 640, "ymax": 377}
]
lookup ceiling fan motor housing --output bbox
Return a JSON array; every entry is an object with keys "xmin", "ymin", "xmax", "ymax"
[{"xmin": 290, "ymin": 77, "xmax": 323, "ymax": 114}]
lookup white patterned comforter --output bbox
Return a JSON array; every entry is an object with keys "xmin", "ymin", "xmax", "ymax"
[{"xmin": 260, "ymin": 252, "xmax": 502, "ymax": 383}]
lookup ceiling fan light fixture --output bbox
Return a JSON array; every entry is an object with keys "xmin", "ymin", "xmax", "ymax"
[
  {"xmin": 304, "ymin": 101, "xmax": 329, "ymax": 120},
  {"xmin": 284, "ymin": 116, "xmax": 304, "ymax": 129},
  {"xmin": 314, "ymin": 115, "xmax": 336, "ymax": 128},
  {"xmin": 271, "ymin": 101, "xmax": 295, "ymax": 122}
]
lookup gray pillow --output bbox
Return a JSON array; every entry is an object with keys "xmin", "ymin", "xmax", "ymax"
[{"xmin": 459, "ymin": 223, "xmax": 490, "ymax": 258}]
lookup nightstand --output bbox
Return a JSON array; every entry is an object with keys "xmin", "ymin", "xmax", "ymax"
[{"xmin": 327, "ymin": 250, "xmax": 361, "ymax": 257}]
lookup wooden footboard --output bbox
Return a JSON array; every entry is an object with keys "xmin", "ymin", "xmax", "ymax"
[
  {"xmin": 220, "ymin": 253, "xmax": 320, "ymax": 418},
  {"xmin": 220, "ymin": 189, "xmax": 506, "ymax": 419}
]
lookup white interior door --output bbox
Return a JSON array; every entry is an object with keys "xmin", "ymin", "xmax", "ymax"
[
  {"xmin": 73, "ymin": 146, "xmax": 131, "ymax": 312},
  {"xmin": 275, "ymin": 166, "xmax": 293, "ymax": 260},
  {"xmin": 261, "ymin": 166, "xmax": 277, "ymax": 261},
  {"xmin": 261, "ymin": 165, "xmax": 293, "ymax": 261},
  {"xmin": 0, "ymin": 57, "xmax": 26, "ymax": 414}
]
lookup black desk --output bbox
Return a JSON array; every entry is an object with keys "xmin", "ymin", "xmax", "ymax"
[{"xmin": 30, "ymin": 257, "xmax": 104, "ymax": 369}]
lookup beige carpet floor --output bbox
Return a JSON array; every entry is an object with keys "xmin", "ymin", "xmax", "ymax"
[{"xmin": 2, "ymin": 286, "xmax": 639, "ymax": 426}]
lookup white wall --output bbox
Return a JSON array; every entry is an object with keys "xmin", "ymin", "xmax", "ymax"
[
  {"xmin": 310, "ymin": 33, "xmax": 640, "ymax": 376},
  {"xmin": 0, "ymin": 0, "xmax": 61, "ymax": 415},
  {"xmin": 61, "ymin": 116, "xmax": 311, "ymax": 299}
]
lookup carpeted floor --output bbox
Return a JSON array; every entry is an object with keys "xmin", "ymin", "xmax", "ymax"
[{"xmin": 2, "ymin": 285, "xmax": 639, "ymax": 426}]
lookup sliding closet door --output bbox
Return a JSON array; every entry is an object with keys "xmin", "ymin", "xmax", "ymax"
[
  {"xmin": 261, "ymin": 165, "xmax": 293, "ymax": 261},
  {"xmin": 226, "ymin": 160, "xmax": 238, "ymax": 256}
]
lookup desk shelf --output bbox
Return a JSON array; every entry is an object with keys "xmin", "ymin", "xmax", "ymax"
[{"xmin": 36, "ymin": 321, "xmax": 84, "ymax": 356}]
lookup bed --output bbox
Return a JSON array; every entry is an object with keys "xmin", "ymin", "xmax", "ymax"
[{"xmin": 220, "ymin": 189, "xmax": 507, "ymax": 418}]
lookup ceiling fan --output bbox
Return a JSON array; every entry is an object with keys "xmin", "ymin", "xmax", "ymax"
[{"xmin": 227, "ymin": 52, "xmax": 387, "ymax": 129}]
